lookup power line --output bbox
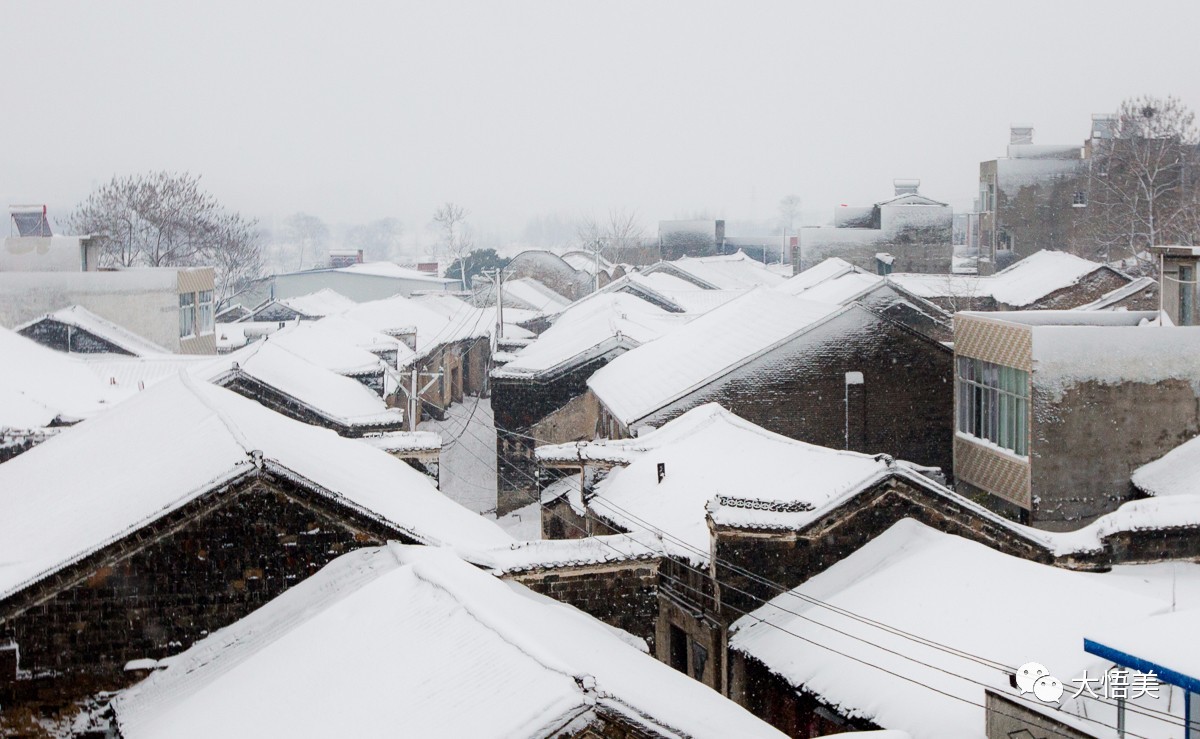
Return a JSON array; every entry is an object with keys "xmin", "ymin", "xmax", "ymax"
[{"xmin": 448, "ymin": 418, "xmax": 1186, "ymax": 730}]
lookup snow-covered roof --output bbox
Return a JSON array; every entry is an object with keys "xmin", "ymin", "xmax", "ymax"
[
  {"xmin": 1131, "ymin": 435, "xmax": 1200, "ymax": 497},
  {"xmin": 561, "ymin": 250, "xmax": 615, "ymax": 275},
  {"xmin": 644, "ymin": 251, "xmax": 786, "ymax": 290},
  {"xmin": 414, "ymin": 294, "xmax": 536, "ymax": 342},
  {"xmin": 339, "ymin": 294, "xmax": 491, "ymax": 356},
  {"xmin": 577, "ymin": 405, "xmax": 897, "ymax": 562},
  {"xmin": 282, "ymin": 261, "xmax": 456, "ymax": 283},
  {"xmin": 631, "ymin": 271, "xmax": 747, "ymax": 313},
  {"xmin": 466, "ymin": 530, "xmax": 664, "ymax": 574},
  {"xmin": 890, "ymin": 251, "xmax": 1117, "ymax": 308},
  {"xmin": 112, "ymin": 544, "xmax": 784, "ymax": 739},
  {"xmin": 1047, "ymin": 494, "xmax": 1200, "ymax": 556},
  {"xmin": 1072, "ymin": 276, "xmax": 1157, "ymax": 311},
  {"xmin": 501, "ymin": 278, "xmax": 574, "ymax": 314},
  {"xmin": 276, "ymin": 288, "xmax": 357, "ymax": 317},
  {"xmin": 1085, "ymin": 607, "xmax": 1200, "ymax": 692},
  {"xmin": 253, "ymin": 322, "xmax": 397, "ymax": 376},
  {"xmin": 492, "ymin": 293, "xmax": 689, "ymax": 379},
  {"xmin": 785, "ymin": 271, "xmax": 886, "ymax": 306},
  {"xmin": 0, "ymin": 327, "xmax": 123, "ymax": 431},
  {"xmin": 587, "ymin": 289, "xmax": 843, "ymax": 426},
  {"xmin": 306, "ymin": 314, "xmax": 414, "ymax": 359},
  {"xmin": 14, "ymin": 305, "xmax": 171, "ymax": 356},
  {"xmin": 204, "ymin": 341, "xmax": 405, "ymax": 431},
  {"xmin": 730, "ymin": 519, "xmax": 1193, "ymax": 739},
  {"xmin": 0, "ymin": 376, "xmax": 514, "ymax": 602},
  {"xmin": 355, "ymin": 430, "xmax": 443, "ymax": 454},
  {"xmin": 775, "ymin": 257, "xmax": 864, "ymax": 296}
]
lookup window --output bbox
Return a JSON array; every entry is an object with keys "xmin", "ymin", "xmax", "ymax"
[
  {"xmin": 956, "ymin": 357, "xmax": 1029, "ymax": 456},
  {"xmin": 1180, "ymin": 266, "xmax": 1195, "ymax": 326},
  {"xmin": 1072, "ymin": 191, "xmax": 1088, "ymax": 208},
  {"xmin": 668, "ymin": 625, "xmax": 688, "ymax": 673},
  {"xmin": 197, "ymin": 290, "xmax": 215, "ymax": 334},
  {"xmin": 179, "ymin": 292, "xmax": 196, "ymax": 338}
]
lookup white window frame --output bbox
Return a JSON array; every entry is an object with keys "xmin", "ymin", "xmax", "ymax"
[
  {"xmin": 197, "ymin": 289, "xmax": 215, "ymax": 335},
  {"xmin": 179, "ymin": 292, "xmax": 196, "ymax": 338},
  {"xmin": 956, "ymin": 357, "xmax": 1029, "ymax": 456}
]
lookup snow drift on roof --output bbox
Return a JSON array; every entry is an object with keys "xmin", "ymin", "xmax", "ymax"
[
  {"xmin": 112, "ymin": 544, "xmax": 784, "ymax": 739},
  {"xmin": 0, "ymin": 327, "xmax": 123, "ymax": 430},
  {"xmin": 576, "ymin": 404, "xmax": 896, "ymax": 562},
  {"xmin": 253, "ymin": 322, "xmax": 392, "ymax": 376},
  {"xmin": 277, "ymin": 288, "xmax": 356, "ymax": 317},
  {"xmin": 889, "ymin": 250, "xmax": 1114, "ymax": 307},
  {"xmin": 1029, "ymin": 324, "xmax": 1200, "ymax": 400},
  {"xmin": 647, "ymin": 251, "xmax": 786, "ymax": 290},
  {"xmin": 1132, "ymin": 434, "xmax": 1200, "ymax": 497},
  {"xmin": 587, "ymin": 289, "xmax": 842, "ymax": 425},
  {"xmin": 15, "ymin": 305, "xmax": 171, "ymax": 356},
  {"xmin": 502, "ymin": 278, "xmax": 573, "ymax": 314},
  {"xmin": 0, "ymin": 376, "xmax": 513, "ymax": 601},
  {"xmin": 775, "ymin": 257, "xmax": 863, "ymax": 296},
  {"xmin": 493, "ymin": 293, "xmax": 688, "ymax": 378},
  {"xmin": 730, "ymin": 519, "xmax": 1190, "ymax": 739},
  {"xmin": 333, "ymin": 261, "xmax": 456, "ymax": 282},
  {"xmin": 340, "ymin": 294, "xmax": 490, "ymax": 355},
  {"xmin": 786, "ymin": 271, "xmax": 885, "ymax": 306}
]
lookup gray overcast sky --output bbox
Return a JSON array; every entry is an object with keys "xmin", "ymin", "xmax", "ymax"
[{"xmin": 4, "ymin": 0, "xmax": 1200, "ymax": 244}]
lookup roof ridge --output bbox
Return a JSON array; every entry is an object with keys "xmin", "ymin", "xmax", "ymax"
[{"xmin": 177, "ymin": 371, "xmax": 257, "ymax": 457}]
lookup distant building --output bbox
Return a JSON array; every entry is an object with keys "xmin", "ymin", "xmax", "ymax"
[
  {"xmin": 1, "ymin": 207, "xmax": 216, "ymax": 353},
  {"xmin": 326, "ymin": 248, "xmax": 364, "ymax": 268},
  {"xmin": 270, "ymin": 262, "xmax": 457, "ymax": 301},
  {"xmin": 797, "ymin": 179, "xmax": 952, "ymax": 273},
  {"xmin": 977, "ymin": 118, "xmax": 1114, "ymax": 271},
  {"xmin": 953, "ymin": 310, "xmax": 1200, "ymax": 530}
]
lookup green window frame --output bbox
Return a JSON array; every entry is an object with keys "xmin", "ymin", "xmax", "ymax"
[{"xmin": 956, "ymin": 357, "xmax": 1029, "ymax": 456}]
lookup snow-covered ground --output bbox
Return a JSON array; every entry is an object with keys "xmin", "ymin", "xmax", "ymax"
[{"xmin": 421, "ymin": 397, "xmax": 541, "ymax": 540}]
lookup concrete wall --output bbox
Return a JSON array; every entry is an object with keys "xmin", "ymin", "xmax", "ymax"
[
  {"xmin": 0, "ymin": 269, "xmax": 215, "ymax": 353},
  {"xmin": 1, "ymin": 236, "xmax": 100, "ymax": 272},
  {"xmin": 1031, "ymin": 377, "xmax": 1200, "ymax": 530}
]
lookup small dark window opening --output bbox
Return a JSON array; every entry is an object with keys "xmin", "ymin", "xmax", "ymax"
[
  {"xmin": 668, "ymin": 624, "xmax": 688, "ymax": 673},
  {"xmin": 1072, "ymin": 191, "xmax": 1087, "ymax": 208}
]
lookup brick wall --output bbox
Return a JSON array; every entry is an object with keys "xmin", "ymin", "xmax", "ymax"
[
  {"xmin": 640, "ymin": 306, "xmax": 954, "ymax": 475},
  {"xmin": 507, "ymin": 560, "xmax": 660, "ymax": 649},
  {"xmin": 0, "ymin": 476, "xmax": 403, "ymax": 713},
  {"xmin": 18, "ymin": 320, "xmax": 135, "ymax": 356}
]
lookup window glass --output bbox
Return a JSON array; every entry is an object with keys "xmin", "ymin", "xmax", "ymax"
[
  {"xmin": 179, "ymin": 292, "xmax": 196, "ymax": 338},
  {"xmin": 198, "ymin": 289, "xmax": 215, "ymax": 334},
  {"xmin": 955, "ymin": 357, "xmax": 1029, "ymax": 455}
]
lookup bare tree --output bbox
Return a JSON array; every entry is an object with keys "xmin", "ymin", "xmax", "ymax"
[
  {"xmin": 345, "ymin": 217, "xmax": 405, "ymax": 261},
  {"xmin": 432, "ymin": 202, "xmax": 471, "ymax": 289},
  {"xmin": 65, "ymin": 171, "xmax": 263, "ymax": 304},
  {"xmin": 282, "ymin": 213, "xmax": 331, "ymax": 271},
  {"xmin": 1085, "ymin": 95, "xmax": 1200, "ymax": 264},
  {"xmin": 577, "ymin": 208, "xmax": 651, "ymax": 267}
]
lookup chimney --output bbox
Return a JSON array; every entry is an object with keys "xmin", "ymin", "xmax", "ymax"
[
  {"xmin": 893, "ymin": 179, "xmax": 920, "ymax": 196},
  {"xmin": 1010, "ymin": 126, "xmax": 1034, "ymax": 145}
]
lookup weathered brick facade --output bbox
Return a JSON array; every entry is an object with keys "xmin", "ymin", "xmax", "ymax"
[
  {"xmin": 506, "ymin": 560, "xmax": 661, "ymax": 649},
  {"xmin": 17, "ymin": 319, "xmax": 136, "ymax": 355},
  {"xmin": 628, "ymin": 307, "xmax": 955, "ymax": 476},
  {"xmin": 0, "ymin": 473, "xmax": 413, "ymax": 726}
]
